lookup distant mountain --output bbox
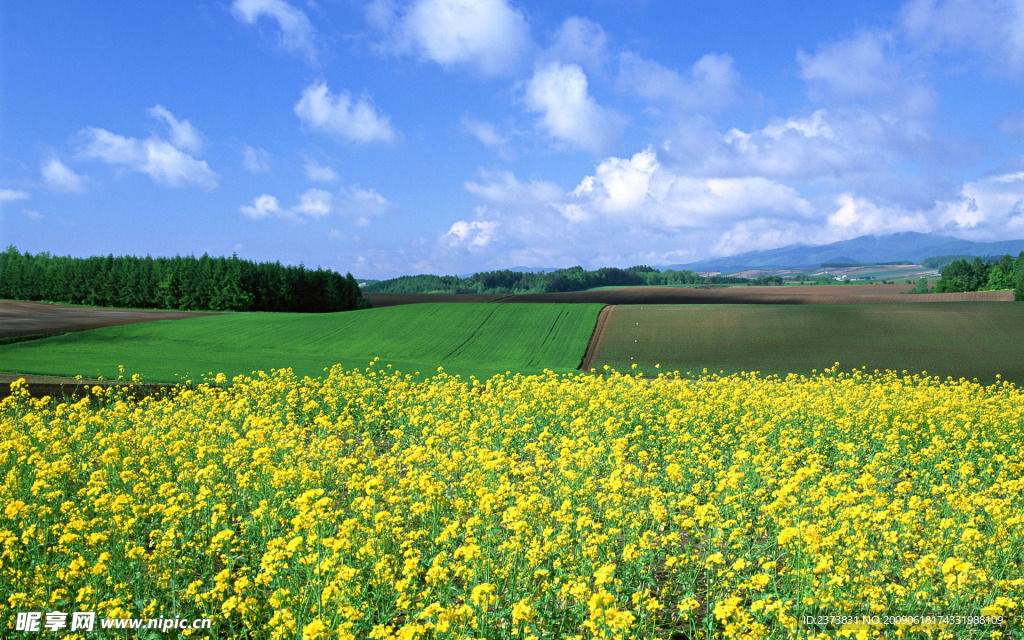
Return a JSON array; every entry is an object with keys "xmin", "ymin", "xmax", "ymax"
[{"xmin": 669, "ymin": 232, "xmax": 1024, "ymax": 273}]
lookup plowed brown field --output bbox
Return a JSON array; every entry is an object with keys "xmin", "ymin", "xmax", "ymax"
[
  {"xmin": 497, "ymin": 285, "xmax": 1014, "ymax": 304},
  {"xmin": 359, "ymin": 286, "xmax": 1014, "ymax": 307},
  {"xmin": 0, "ymin": 300, "xmax": 222, "ymax": 339},
  {"xmin": 0, "ymin": 301, "xmax": 221, "ymax": 398}
]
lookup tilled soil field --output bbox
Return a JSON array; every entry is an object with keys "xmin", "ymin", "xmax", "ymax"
[
  {"xmin": 497, "ymin": 285, "xmax": 1014, "ymax": 304},
  {"xmin": 0, "ymin": 301, "xmax": 220, "ymax": 399},
  {"xmin": 361, "ymin": 286, "xmax": 1015, "ymax": 306},
  {"xmin": 0, "ymin": 300, "xmax": 222, "ymax": 339}
]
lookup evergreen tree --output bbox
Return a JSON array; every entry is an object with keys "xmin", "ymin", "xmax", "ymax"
[{"xmin": 1015, "ymin": 252, "xmax": 1024, "ymax": 301}]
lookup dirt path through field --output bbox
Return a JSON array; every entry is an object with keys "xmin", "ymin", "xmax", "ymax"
[{"xmin": 579, "ymin": 305, "xmax": 615, "ymax": 371}]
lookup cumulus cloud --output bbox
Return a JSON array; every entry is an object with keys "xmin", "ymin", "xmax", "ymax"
[
  {"xmin": 231, "ymin": 0, "xmax": 317, "ymax": 61},
  {"xmin": 239, "ymin": 193, "xmax": 282, "ymax": 219},
  {"xmin": 662, "ymin": 108, "xmax": 936, "ymax": 187},
  {"xmin": 715, "ymin": 110, "xmax": 859, "ymax": 180},
  {"xmin": 368, "ymin": 0, "xmax": 532, "ymax": 76},
  {"xmin": 827, "ymin": 193, "xmax": 931, "ymax": 236},
  {"xmin": 41, "ymin": 158, "xmax": 87, "ymax": 192},
  {"xmin": 901, "ymin": 0, "xmax": 1024, "ymax": 75},
  {"xmin": 568, "ymin": 147, "xmax": 813, "ymax": 228},
  {"xmin": 240, "ymin": 186, "xmax": 396, "ymax": 223},
  {"xmin": 242, "ymin": 145, "xmax": 271, "ymax": 173},
  {"xmin": 617, "ymin": 51, "xmax": 741, "ymax": 112},
  {"xmin": 445, "ymin": 216, "xmax": 499, "ymax": 249},
  {"xmin": 525, "ymin": 62, "xmax": 625, "ymax": 154},
  {"xmin": 294, "ymin": 81, "xmax": 397, "ymax": 144},
  {"xmin": 76, "ymin": 122, "xmax": 219, "ymax": 190},
  {"xmin": 935, "ymin": 170, "xmax": 1024, "ymax": 235}
]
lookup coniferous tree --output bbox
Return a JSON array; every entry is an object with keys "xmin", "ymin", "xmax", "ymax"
[
  {"xmin": 0, "ymin": 246, "xmax": 364, "ymax": 312},
  {"xmin": 1015, "ymin": 252, "xmax": 1024, "ymax": 301}
]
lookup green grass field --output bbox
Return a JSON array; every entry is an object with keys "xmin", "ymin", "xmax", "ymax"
[
  {"xmin": 591, "ymin": 302, "xmax": 1024, "ymax": 385},
  {"xmin": 0, "ymin": 303, "xmax": 604, "ymax": 383}
]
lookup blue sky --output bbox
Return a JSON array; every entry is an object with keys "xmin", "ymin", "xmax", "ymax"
[{"xmin": 3, "ymin": 0, "xmax": 1024, "ymax": 279}]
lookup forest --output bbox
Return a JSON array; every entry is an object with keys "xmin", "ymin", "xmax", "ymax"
[
  {"xmin": 932, "ymin": 253, "xmax": 1024, "ymax": 299},
  {"xmin": 362, "ymin": 265, "xmax": 748, "ymax": 294},
  {"xmin": 0, "ymin": 246, "xmax": 366, "ymax": 313}
]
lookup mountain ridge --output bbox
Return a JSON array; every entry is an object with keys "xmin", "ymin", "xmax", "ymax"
[{"xmin": 667, "ymin": 232, "xmax": 1024, "ymax": 273}]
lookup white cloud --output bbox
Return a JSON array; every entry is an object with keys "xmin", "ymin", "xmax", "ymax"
[
  {"xmin": 935, "ymin": 170, "xmax": 1024, "ymax": 234},
  {"xmin": 231, "ymin": 0, "xmax": 316, "ymax": 61},
  {"xmin": 797, "ymin": 30, "xmax": 936, "ymax": 119},
  {"xmin": 294, "ymin": 81, "xmax": 397, "ymax": 144},
  {"xmin": 571, "ymin": 149, "xmax": 658, "ymax": 214},
  {"xmin": 370, "ymin": 0, "xmax": 532, "ymax": 76},
  {"xmin": 548, "ymin": 16, "xmax": 608, "ymax": 71},
  {"xmin": 798, "ymin": 31, "xmax": 896, "ymax": 101},
  {"xmin": 336, "ymin": 185, "xmax": 395, "ymax": 218},
  {"xmin": 445, "ymin": 217, "xmax": 499, "ymax": 249},
  {"xmin": 304, "ymin": 160, "xmax": 338, "ymax": 182},
  {"xmin": 76, "ymin": 127, "xmax": 219, "ymax": 189},
  {"xmin": 0, "ymin": 188, "xmax": 30, "ymax": 206},
  {"xmin": 240, "ymin": 193, "xmax": 282, "ymax": 219},
  {"xmin": 617, "ymin": 51, "xmax": 741, "ymax": 112},
  {"xmin": 148, "ymin": 105, "xmax": 203, "ymax": 153},
  {"xmin": 242, "ymin": 145, "xmax": 272, "ymax": 173},
  {"xmin": 41, "ymin": 158, "xmax": 87, "ymax": 193},
  {"xmin": 463, "ymin": 170, "xmax": 561, "ymax": 204},
  {"xmin": 716, "ymin": 110, "xmax": 862, "ymax": 180},
  {"xmin": 461, "ymin": 117, "xmax": 512, "ymax": 158},
  {"xmin": 293, "ymin": 188, "xmax": 334, "ymax": 219},
  {"xmin": 570, "ymin": 147, "xmax": 813, "ymax": 228},
  {"xmin": 525, "ymin": 62, "xmax": 625, "ymax": 154},
  {"xmin": 759, "ymin": 110, "xmax": 835, "ymax": 141},
  {"xmin": 700, "ymin": 108, "xmax": 940, "ymax": 185},
  {"xmin": 712, "ymin": 218, "xmax": 811, "ymax": 257},
  {"xmin": 901, "ymin": 0, "xmax": 1024, "ymax": 75},
  {"xmin": 827, "ymin": 193, "xmax": 930, "ymax": 235},
  {"xmin": 240, "ymin": 186, "xmax": 396, "ymax": 222}
]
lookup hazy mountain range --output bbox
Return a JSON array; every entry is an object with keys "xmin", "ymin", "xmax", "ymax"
[
  {"xmin": 667, "ymin": 232, "xmax": 1024, "ymax": 273},
  {"xmin": 406, "ymin": 232, "xmax": 1024, "ymax": 281}
]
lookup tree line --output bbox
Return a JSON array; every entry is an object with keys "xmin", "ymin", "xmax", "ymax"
[
  {"xmin": 362, "ymin": 265, "xmax": 751, "ymax": 295},
  {"xmin": 0, "ymin": 246, "xmax": 366, "ymax": 313},
  {"xmin": 931, "ymin": 253, "xmax": 1024, "ymax": 300}
]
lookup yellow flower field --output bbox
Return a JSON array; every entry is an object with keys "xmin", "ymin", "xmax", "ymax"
[{"xmin": 1, "ymin": 362, "xmax": 1022, "ymax": 639}]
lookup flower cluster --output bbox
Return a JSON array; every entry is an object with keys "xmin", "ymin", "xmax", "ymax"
[{"xmin": 1, "ymin": 363, "xmax": 1021, "ymax": 638}]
